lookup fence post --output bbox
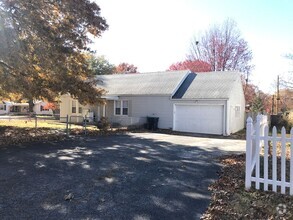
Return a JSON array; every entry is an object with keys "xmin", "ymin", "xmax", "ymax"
[
  {"xmin": 264, "ymin": 125, "xmax": 269, "ymax": 191},
  {"xmin": 35, "ymin": 115, "xmax": 37, "ymax": 129},
  {"xmin": 290, "ymin": 128, "xmax": 293, "ymax": 196},
  {"xmin": 272, "ymin": 126, "xmax": 277, "ymax": 192},
  {"xmin": 245, "ymin": 117, "xmax": 253, "ymax": 190},
  {"xmin": 69, "ymin": 116, "xmax": 71, "ymax": 130},
  {"xmin": 255, "ymin": 114, "xmax": 261, "ymax": 189},
  {"xmin": 84, "ymin": 116, "xmax": 87, "ymax": 135},
  {"xmin": 66, "ymin": 115, "xmax": 69, "ymax": 136},
  {"xmin": 281, "ymin": 127, "xmax": 286, "ymax": 194}
]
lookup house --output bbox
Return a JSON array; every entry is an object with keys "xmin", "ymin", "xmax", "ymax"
[
  {"xmin": 33, "ymin": 101, "xmax": 54, "ymax": 115},
  {"xmin": 0, "ymin": 101, "xmax": 29, "ymax": 115},
  {"xmin": 0, "ymin": 100, "xmax": 54, "ymax": 115},
  {"xmin": 60, "ymin": 70, "xmax": 245, "ymax": 135},
  {"xmin": 0, "ymin": 101, "xmax": 10, "ymax": 114}
]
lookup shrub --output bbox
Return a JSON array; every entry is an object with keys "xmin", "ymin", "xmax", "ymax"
[{"xmin": 97, "ymin": 117, "xmax": 110, "ymax": 131}]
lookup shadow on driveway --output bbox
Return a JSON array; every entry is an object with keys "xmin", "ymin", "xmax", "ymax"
[{"xmin": 0, "ymin": 134, "xmax": 230, "ymax": 219}]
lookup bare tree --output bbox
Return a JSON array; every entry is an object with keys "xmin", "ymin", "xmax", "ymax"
[{"xmin": 189, "ymin": 19, "xmax": 253, "ymax": 77}]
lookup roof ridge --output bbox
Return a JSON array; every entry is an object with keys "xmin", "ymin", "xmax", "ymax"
[{"xmin": 97, "ymin": 70, "xmax": 190, "ymax": 77}]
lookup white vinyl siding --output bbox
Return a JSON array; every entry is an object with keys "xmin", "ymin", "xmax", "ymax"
[
  {"xmin": 235, "ymin": 105, "xmax": 241, "ymax": 118},
  {"xmin": 107, "ymin": 96, "xmax": 173, "ymax": 128},
  {"xmin": 228, "ymin": 78, "xmax": 245, "ymax": 133}
]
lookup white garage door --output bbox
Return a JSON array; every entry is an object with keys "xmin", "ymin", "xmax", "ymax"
[{"xmin": 174, "ymin": 104, "xmax": 224, "ymax": 135}]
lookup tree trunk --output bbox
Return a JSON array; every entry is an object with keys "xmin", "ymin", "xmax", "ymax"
[{"xmin": 28, "ymin": 99, "xmax": 34, "ymax": 113}]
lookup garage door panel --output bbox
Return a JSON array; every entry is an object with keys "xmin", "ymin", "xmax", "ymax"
[{"xmin": 174, "ymin": 105, "xmax": 223, "ymax": 135}]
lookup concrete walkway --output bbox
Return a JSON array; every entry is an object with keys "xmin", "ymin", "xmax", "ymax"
[{"xmin": 130, "ymin": 132, "xmax": 246, "ymax": 153}]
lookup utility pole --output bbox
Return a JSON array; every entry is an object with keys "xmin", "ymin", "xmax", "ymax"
[
  {"xmin": 195, "ymin": 41, "xmax": 201, "ymax": 59},
  {"xmin": 276, "ymin": 75, "xmax": 280, "ymax": 113},
  {"xmin": 271, "ymin": 95, "xmax": 275, "ymax": 114}
]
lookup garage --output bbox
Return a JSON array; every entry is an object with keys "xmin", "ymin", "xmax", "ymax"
[{"xmin": 173, "ymin": 104, "xmax": 224, "ymax": 135}]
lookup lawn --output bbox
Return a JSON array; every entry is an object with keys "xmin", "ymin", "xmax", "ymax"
[
  {"xmin": 0, "ymin": 118, "xmax": 97, "ymax": 130},
  {"xmin": 0, "ymin": 118, "xmax": 99, "ymax": 147}
]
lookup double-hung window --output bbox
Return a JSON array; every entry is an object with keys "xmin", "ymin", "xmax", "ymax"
[
  {"xmin": 72, "ymin": 100, "xmax": 77, "ymax": 113},
  {"xmin": 115, "ymin": 100, "xmax": 128, "ymax": 116}
]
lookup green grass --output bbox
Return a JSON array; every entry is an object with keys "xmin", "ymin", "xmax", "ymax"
[{"xmin": 0, "ymin": 119, "xmax": 97, "ymax": 130}]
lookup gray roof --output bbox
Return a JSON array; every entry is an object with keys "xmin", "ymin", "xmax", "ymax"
[
  {"xmin": 96, "ymin": 70, "xmax": 189, "ymax": 96},
  {"xmin": 173, "ymin": 71, "xmax": 241, "ymax": 99}
]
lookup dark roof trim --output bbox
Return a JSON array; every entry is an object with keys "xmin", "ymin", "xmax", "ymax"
[{"xmin": 172, "ymin": 73, "xmax": 196, "ymax": 99}]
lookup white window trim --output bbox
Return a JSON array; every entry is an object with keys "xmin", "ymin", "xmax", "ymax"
[{"xmin": 114, "ymin": 100, "xmax": 129, "ymax": 116}]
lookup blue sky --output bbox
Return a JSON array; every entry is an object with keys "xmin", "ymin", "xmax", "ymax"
[{"xmin": 93, "ymin": 0, "xmax": 293, "ymax": 93}]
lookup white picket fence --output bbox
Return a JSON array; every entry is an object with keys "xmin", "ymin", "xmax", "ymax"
[{"xmin": 245, "ymin": 115, "xmax": 293, "ymax": 195}]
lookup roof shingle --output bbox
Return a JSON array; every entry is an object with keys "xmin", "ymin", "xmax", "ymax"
[
  {"xmin": 96, "ymin": 70, "xmax": 189, "ymax": 96},
  {"xmin": 174, "ymin": 71, "xmax": 241, "ymax": 99},
  {"xmin": 96, "ymin": 70, "xmax": 242, "ymax": 99}
]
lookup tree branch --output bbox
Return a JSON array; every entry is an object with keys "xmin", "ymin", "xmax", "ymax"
[{"xmin": 0, "ymin": 59, "xmax": 14, "ymax": 70}]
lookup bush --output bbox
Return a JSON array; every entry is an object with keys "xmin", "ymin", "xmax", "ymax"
[
  {"xmin": 283, "ymin": 111, "xmax": 293, "ymax": 132},
  {"xmin": 97, "ymin": 117, "xmax": 110, "ymax": 131}
]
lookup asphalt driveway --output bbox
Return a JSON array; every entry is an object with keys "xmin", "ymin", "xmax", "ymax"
[{"xmin": 0, "ymin": 133, "xmax": 245, "ymax": 219}]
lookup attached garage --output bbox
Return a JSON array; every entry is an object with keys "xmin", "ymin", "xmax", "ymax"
[
  {"xmin": 171, "ymin": 71, "xmax": 245, "ymax": 136},
  {"xmin": 173, "ymin": 104, "xmax": 224, "ymax": 135}
]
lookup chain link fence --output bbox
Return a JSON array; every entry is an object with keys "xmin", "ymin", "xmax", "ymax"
[{"xmin": 0, "ymin": 114, "xmax": 98, "ymax": 136}]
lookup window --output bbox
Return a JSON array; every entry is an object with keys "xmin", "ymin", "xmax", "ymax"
[
  {"xmin": 115, "ymin": 100, "xmax": 128, "ymax": 116},
  {"xmin": 115, "ymin": 100, "xmax": 121, "ymax": 115},
  {"xmin": 79, "ymin": 107, "xmax": 82, "ymax": 113},
  {"xmin": 40, "ymin": 105, "xmax": 44, "ymax": 111},
  {"xmin": 235, "ymin": 106, "xmax": 241, "ymax": 118},
  {"xmin": 72, "ymin": 100, "xmax": 76, "ymax": 113},
  {"xmin": 0, "ymin": 104, "xmax": 5, "ymax": 111},
  {"xmin": 122, "ymin": 100, "xmax": 128, "ymax": 115}
]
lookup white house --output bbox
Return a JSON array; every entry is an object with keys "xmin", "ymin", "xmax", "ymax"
[
  {"xmin": 0, "ymin": 101, "xmax": 10, "ymax": 115},
  {"xmin": 0, "ymin": 100, "xmax": 54, "ymax": 115},
  {"xmin": 0, "ymin": 101, "xmax": 29, "ymax": 115},
  {"xmin": 60, "ymin": 70, "xmax": 245, "ymax": 135},
  {"xmin": 33, "ymin": 101, "xmax": 54, "ymax": 115}
]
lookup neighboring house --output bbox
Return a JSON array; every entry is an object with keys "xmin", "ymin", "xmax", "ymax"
[
  {"xmin": 0, "ymin": 101, "xmax": 29, "ymax": 114},
  {"xmin": 0, "ymin": 100, "xmax": 54, "ymax": 115},
  {"xmin": 60, "ymin": 70, "xmax": 245, "ymax": 135},
  {"xmin": 33, "ymin": 101, "xmax": 54, "ymax": 115},
  {"xmin": 0, "ymin": 101, "xmax": 11, "ymax": 115},
  {"xmin": 60, "ymin": 95, "xmax": 94, "ymax": 123}
]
